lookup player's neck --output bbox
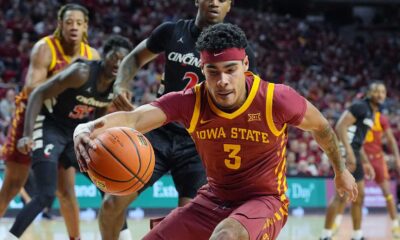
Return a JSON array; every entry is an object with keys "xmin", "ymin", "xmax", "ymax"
[
  {"xmin": 59, "ymin": 37, "xmax": 81, "ymax": 57},
  {"xmin": 195, "ymin": 16, "xmax": 222, "ymax": 30}
]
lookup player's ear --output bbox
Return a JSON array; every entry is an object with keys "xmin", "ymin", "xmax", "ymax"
[{"xmin": 243, "ymin": 56, "xmax": 249, "ymax": 71}]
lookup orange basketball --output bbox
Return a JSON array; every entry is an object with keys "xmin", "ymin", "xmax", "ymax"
[{"xmin": 87, "ymin": 127, "xmax": 155, "ymax": 196}]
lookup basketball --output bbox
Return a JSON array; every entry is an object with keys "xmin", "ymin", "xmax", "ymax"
[{"xmin": 87, "ymin": 127, "xmax": 155, "ymax": 196}]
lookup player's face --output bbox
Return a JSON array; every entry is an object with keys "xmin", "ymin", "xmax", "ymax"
[
  {"xmin": 59, "ymin": 10, "xmax": 88, "ymax": 44},
  {"xmin": 369, "ymin": 83, "xmax": 387, "ymax": 105},
  {"xmin": 196, "ymin": 0, "xmax": 231, "ymax": 24},
  {"xmin": 203, "ymin": 56, "xmax": 249, "ymax": 111},
  {"xmin": 104, "ymin": 47, "xmax": 130, "ymax": 77}
]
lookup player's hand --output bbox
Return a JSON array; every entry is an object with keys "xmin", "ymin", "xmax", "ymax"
[
  {"xmin": 73, "ymin": 120, "xmax": 104, "ymax": 172},
  {"xmin": 17, "ymin": 137, "xmax": 33, "ymax": 155},
  {"xmin": 113, "ymin": 87, "xmax": 134, "ymax": 111},
  {"xmin": 363, "ymin": 162, "xmax": 375, "ymax": 181},
  {"xmin": 345, "ymin": 151, "xmax": 357, "ymax": 173},
  {"xmin": 334, "ymin": 169, "xmax": 358, "ymax": 202}
]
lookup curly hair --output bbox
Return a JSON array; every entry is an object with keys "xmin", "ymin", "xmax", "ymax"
[
  {"xmin": 196, "ymin": 23, "xmax": 247, "ymax": 52},
  {"xmin": 103, "ymin": 35, "xmax": 133, "ymax": 54},
  {"xmin": 54, "ymin": 4, "xmax": 89, "ymax": 43}
]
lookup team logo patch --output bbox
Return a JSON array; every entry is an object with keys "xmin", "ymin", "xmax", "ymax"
[
  {"xmin": 248, "ymin": 113, "xmax": 261, "ymax": 122},
  {"xmin": 44, "ymin": 144, "xmax": 54, "ymax": 158}
]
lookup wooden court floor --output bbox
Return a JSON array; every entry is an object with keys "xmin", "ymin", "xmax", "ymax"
[{"xmin": 0, "ymin": 214, "xmax": 396, "ymax": 240}]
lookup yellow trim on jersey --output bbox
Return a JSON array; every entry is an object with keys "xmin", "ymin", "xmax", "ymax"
[
  {"xmin": 86, "ymin": 44, "xmax": 93, "ymax": 60},
  {"xmin": 266, "ymin": 83, "xmax": 287, "ymax": 136},
  {"xmin": 373, "ymin": 112, "xmax": 382, "ymax": 131},
  {"xmin": 187, "ymin": 84, "xmax": 202, "ymax": 133},
  {"xmin": 207, "ymin": 73, "xmax": 261, "ymax": 119},
  {"xmin": 44, "ymin": 37, "xmax": 57, "ymax": 71},
  {"xmin": 54, "ymin": 38, "xmax": 71, "ymax": 63},
  {"xmin": 80, "ymin": 42, "xmax": 85, "ymax": 56}
]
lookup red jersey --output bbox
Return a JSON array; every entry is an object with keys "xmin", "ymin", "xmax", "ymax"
[
  {"xmin": 364, "ymin": 112, "xmax": 389, "ymax": 156},
  {"xmin": 152, "ymin": 72, "xmax": 307, "ymax": 202}
]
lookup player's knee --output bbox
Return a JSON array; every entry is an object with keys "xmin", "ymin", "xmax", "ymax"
[
  {"xmin": 353, "ymin": 191, "xmax": 365, "ymax": 206},
  {"xmin": 211, "ymin": 219, "xmax": 249, "ymax": 240},
  {"xmin": 210, "ymin": 228, "xmax": 248, "ymax": 240},
  {"xmin": 37, "ymin": 193, "xmax": 55, "ymax": 208},
  {"xmin": 56, "ymin": 187, "xmax": 75, "ymax": 203},
  {"xmin": 101, "ymin": 196, "xmax": 120, "ymax": 215}
]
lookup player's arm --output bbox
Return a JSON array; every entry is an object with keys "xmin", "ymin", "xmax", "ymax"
[
  {"xmin": 113, "ymin": 22, "xmax": 175, "ymax": 110},
  {"xmin": 18, "ymin": 62, "xmax": 90, "ymax": 154},
  {"xmin": 24, "ymin": 40, "xmax": 53, "ymax": 94},
  {"xmin": 384, "ymin": 125, "xmax": 400, "ymax": 170},
  {"xmin": 335, "ymin": 110, "xmax": 358, "ymax": 171},
  {"xmin": 296, "ymin": 101, "xmax": 358, "ymax": 201},
  {"xmin": 74, "ymin": 104, "xmax": 166, "ymax": 171}
]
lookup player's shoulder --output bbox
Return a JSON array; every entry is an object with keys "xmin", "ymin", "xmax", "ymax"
[
  {"xmin": 67, "ymin": 60, "xmax": 91, "ymax": 79},
  {"xmin": 89, "ymin": 46, "xmax": 101, "ymax": 60},
  {"xmin": 31, "ymin": 37, "xmax": 52, "ymax": 57}
]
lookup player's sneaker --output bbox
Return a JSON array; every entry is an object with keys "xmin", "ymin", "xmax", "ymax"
[
  {"xmin": 319, "ymin": 238, "xmax": 332, "ymax": 240},
  {"xmin": 332, "ymin": 223, "xmax": 339, "ymax": 236},
  {"xmin": 350, "ymin": 238, "xmax": 365, "ymax": 240},
  {"xmin": 392, "ymin": 226, "xmax": 400, "ymax": 238}
]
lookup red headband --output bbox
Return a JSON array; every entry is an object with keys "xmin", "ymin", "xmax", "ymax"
[{"xmin": 200, "ymin": 48, "xmax": 246, "ymax": 64}]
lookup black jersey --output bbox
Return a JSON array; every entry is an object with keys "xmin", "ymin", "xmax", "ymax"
[
  {"xmin": 41, "ymin": 60, "xmax": 114, "ymax": 129},
  {"xmin": 146, "ymin": 19, "xmax": 257, "ymax": 96},
  {"xmin": 347, "ymin": 99, "xmax": 374, "ymax": 152}
]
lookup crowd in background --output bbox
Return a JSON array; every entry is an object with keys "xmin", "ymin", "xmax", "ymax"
[{"xmin": 0, "ymin": 0, "xmax": 399, "ymax": 177}]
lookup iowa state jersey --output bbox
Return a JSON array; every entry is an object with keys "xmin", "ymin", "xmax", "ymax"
[
  {"xmin": 44, "ymin": 35, "xmax": 93, "ymax": 77},
  {"xmin": 146, "ymin": 19, "xmax": 257, "ymax": 95},
  {"xmin": 363, "ymin": 112, "xmax": 389, "ymax": 155},
  {"xmin": 151, "ymin": 72, "xmax": 307, "ymax": 202},
  {"xmin": 41, "ymin": 60, "xmax": 113, "ymax": 128}
]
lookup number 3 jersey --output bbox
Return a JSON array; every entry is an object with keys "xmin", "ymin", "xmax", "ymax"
[
  {"xmin": 151, "ymin": 72, "xmax": 307, "ymax": 202},
  {"xmin": 40, "ymin": 60, "xmax": 113, "ymax": 129}
]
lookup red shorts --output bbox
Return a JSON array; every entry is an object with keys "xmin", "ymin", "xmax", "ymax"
[
  {"xmin": 369, "ymin": 153, "xmax": 389, "ymax": 184},
  {"xmin": 143, "ymin": 185, "xmax": 288, "ymax": 240},
  {"xmin": 2, "ymin": 94, "xmax": 31, "ymax": 165}
]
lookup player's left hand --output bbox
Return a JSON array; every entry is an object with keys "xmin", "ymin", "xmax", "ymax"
[
  {"xmin": 17, "ymin": 137, "xmax": 33, "ymax": 155},
  {"xmin": 334, "ymin": 169, "xmax": 358, "ymax": 202},
  {"xmin": 363, "ymin": 162, "xmax": 375, "ymax": 181}
]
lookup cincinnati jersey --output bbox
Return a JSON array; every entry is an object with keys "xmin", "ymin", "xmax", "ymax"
[
  {"xmin": 151, "ymin": 72, "xmax": 307, "ymax": 201},
  {"xmin": 364, "ymin": 112, "xmax": 389, "ymax": 155},
  {"xmin": 146, "ymin": 19, "xmax": 257, "ymax": 95},
  {"xmin": 41, "ymin": 60, "xmax": 113, "ymax": 129},
  {"xmin": 347, "ymin": 99, "xmax": 375, "ymax": 152}
]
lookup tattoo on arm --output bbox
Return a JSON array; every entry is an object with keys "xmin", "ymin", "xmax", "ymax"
[
  {"xmin": 312, "ymin": 124, "xmax": 345, "ymax": 173},
  {"xmin": 115, "ymin": 53, "xmax": 139, "ymax": 90}
]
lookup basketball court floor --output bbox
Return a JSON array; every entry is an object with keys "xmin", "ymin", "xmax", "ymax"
[{"xmin": 0, "ymin": 214, "xmax": 395, "ymax": 240}]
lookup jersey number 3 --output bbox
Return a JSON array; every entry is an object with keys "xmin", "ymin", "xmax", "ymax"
[{"xmin": 223, "ymin": 144, "xmax": 241, "ymax": 170}]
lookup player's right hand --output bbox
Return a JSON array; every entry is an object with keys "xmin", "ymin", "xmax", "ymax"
[
  {"xmin": 73, "ymin": 120, "xmax": 104, "ymax": 172},
  {"xmin": 113, "ymin": 87, "xmax": 134, "ymax": 111},
  {"xmin": 345, "ymin": 150, "xmax": 357, "ymax": 173},
  {"xmin": 17, "ymin": 137, "xmax": 33, "ymax": 155},
  {"xmin": 334, "ymin": 168, "xmax": 358, "ymax": 202}
]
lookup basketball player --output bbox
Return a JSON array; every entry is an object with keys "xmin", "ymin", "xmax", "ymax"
[
  {"xmin": 0, "ymin": 4, "xmax": 99, "ymax": 240},
  {"xmin": 74, "ymin": 23, "xmax": 357, "ymax": 240},
  {"xmin": 329, "ymin": 110, "xmax": 400, "ymax": 238},
  {"xmin": 105, "ymin": 0, "xmax": 257, "ymax": 239},
  {"xmin": 320, "ymin": 82, "xmax": 387, "ymax": 240},
  {"xmin": 3, "ymin": 36, "xmax": 132, "ymax": 240}
]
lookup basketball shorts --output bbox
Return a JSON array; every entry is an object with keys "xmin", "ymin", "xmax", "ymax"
[
  {"xmin": 369, "ymin": 152, "xmax": 389, "ymax": 184},
  {"xmin": 31, "ymin": 116, "xmax": 77, "ymax": 170},
  {"xmin": 143, "ymin": 185, "xmax": 288, "ymax": 240},
  {"xmin": 2, "ymin": 94, "xmax": 31, "ymax": 165},
  {"xmin": 141, "ymin": 124, "xmax": 206, "ymax": 198},
  {"xmin": 351, "ymin": 151, "xmax": 364, "ymax": 182}
]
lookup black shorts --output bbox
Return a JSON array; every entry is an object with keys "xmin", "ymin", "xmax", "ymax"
[
  {"xmin": 141, "ymin": 124, "xmax": 206, "ymax": 198},
  {"xmin": 31, "ymin": 117, "xmax": 77, "ymax": 170},
  {"xmin": 352, "ymin": 151, "xmax": 364, "ymax": 182}
]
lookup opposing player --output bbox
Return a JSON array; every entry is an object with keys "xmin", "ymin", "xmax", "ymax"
[
  {"xmin": 0, "ymin": 4, "xmax": 99, "ymax": 239},
  {"xmin": 105, "ymin": 0, "xmax": 257, "ymax": 238},
  {"xmin": 321, "ymin": 82, "xmax": 387, "ymax": 240},
  {"xmin": 3, "ymin": 36, "xmax": 132, "ymax": 240},
  {"xmin": 330, "ymin": 110, "xmax": 400, "ymax": 238},
  {"xmin": 74, "ymin": 23, "xmax": 357, "ymax": 240}
]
